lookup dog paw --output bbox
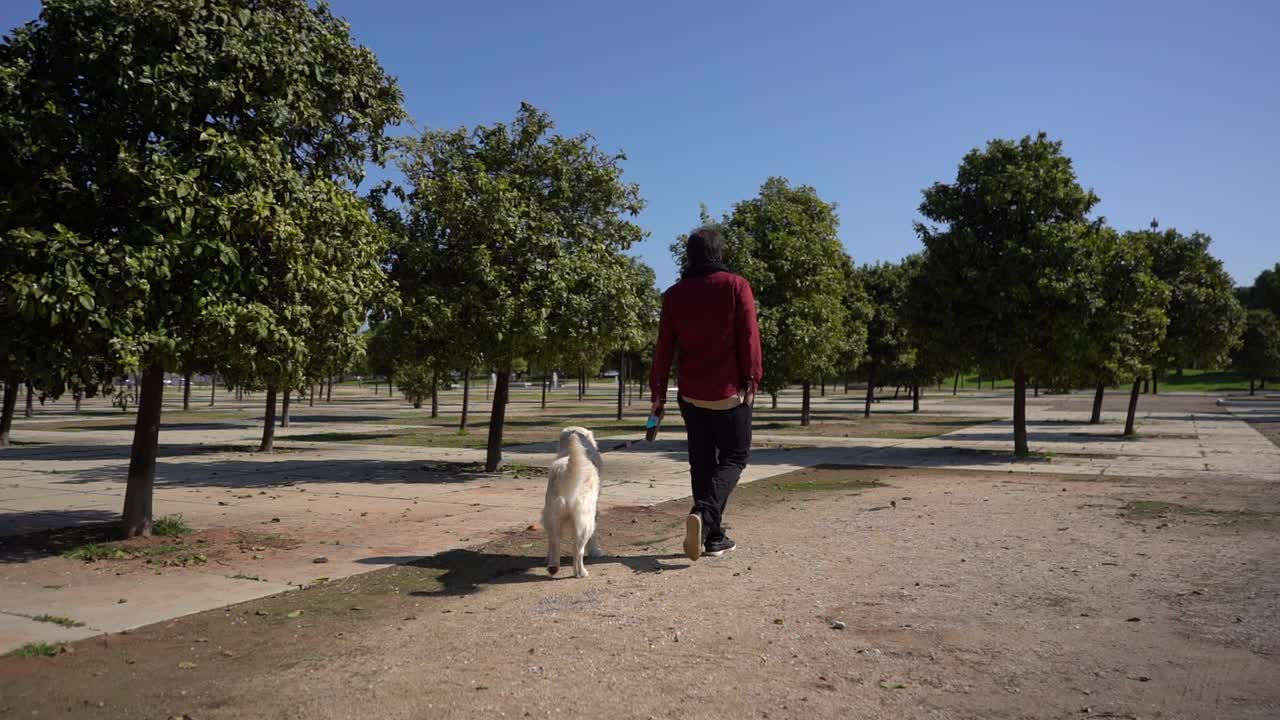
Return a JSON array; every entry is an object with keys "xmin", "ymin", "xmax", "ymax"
[
  {"xmin": 574, "ymin": 568, "xmax": 589, "ymax": 579},
  {"xmin": 547, "ymin": 565, "xmax": 559, "ymax": 575}
]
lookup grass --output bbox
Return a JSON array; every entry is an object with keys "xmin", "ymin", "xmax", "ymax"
[
  {"xmin": 32, "ymin": 614, "xmax": 84, "ymax": 628},
  {"xmin": 151, "ymin": 514, "xmax": 193, "ymax": 537},
  {"xmin": 775, "ymin": 478, "xmax": 885, "ymax": 492},
  {"xmin": 11, "ymin": 642, "xmax": 63, "ymax": 657},
  {"xmin": 1122, "ymin": 500, "xmax": 1279, "ymax": 529}
]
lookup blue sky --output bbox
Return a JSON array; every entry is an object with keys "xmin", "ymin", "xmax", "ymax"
[{"xmin": 4, "ymin": 1, "xmax": 1277, "ymax": 289}]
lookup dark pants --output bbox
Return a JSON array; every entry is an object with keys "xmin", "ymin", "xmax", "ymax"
[{"xmin": 678, "ymin": 397, "xmax": 751, "ymax": 542}]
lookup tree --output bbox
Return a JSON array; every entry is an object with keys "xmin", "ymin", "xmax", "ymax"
[
  {"xmin": 1070, "ymin": 226, "xmax": 1169, "ymax": 430},
  {"xmin": 1137, "ymin": 228, "xmax": 1245, "ymax": 389},
  {"xmin": 676, "ymin": 179, "xmax": 858, "ymax": 424},
  {"xmin": 857, "ymin": 262, "xmax": 915, "ymax": 417},
  {"xmin": 913, "ymin": 133, "xmax": 1102, "ymax": 456},
  {"xmin": 1243, "ymin": 263, "xmax": 1280, "ymax": 316},
  {"xmin": 392, "ymin": 104, "xmax": 645, "ymax": 471},
  {"xmin": 1232, "ymin": 310, "xmax": 1280, "ymax": 395},
  {"xmin": 0, "ymin": 0, "xmax": 403, "ymax": 534}
]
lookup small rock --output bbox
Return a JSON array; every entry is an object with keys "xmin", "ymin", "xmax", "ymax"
[
  {"xmin": 831, "ymin": 620, "xmax": 847, "ymax": 630},
  {"xmin": 177, "ymin": 661, "xmax": 198, "ymax": 669},
  {"xmin": 1125, "ymin": 617, "xmax": 1141, "ymax": 622},
  {"xmin": 270, "ymin": 518, "xmax": 280, "ymax": 523},
  {"xmin": 312, "ymin": 557, "xmax": 329, "ymax": 564},
  {"xmin": 117, "ymin": 598, "xmax": 128, "ymax": 604},
  {"xmin": 255, "ymin": 610, "xmax": 269, "ymax": 616}
]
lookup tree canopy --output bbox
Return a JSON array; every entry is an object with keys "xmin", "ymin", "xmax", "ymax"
[
  {"xmin": 913, "ymin": 133, "xmax": 1102, "ymax": 455},
  {"xmin": 0, "ymin": 0, "xmax": 404, "ymax": 533},
  {"xmin": 386, "ymin": 103, "xmax": 647, "ymax": 470}
]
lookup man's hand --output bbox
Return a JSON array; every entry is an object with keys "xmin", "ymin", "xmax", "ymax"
[
  {"xmin": 744, "ymin": 390, "xmax": 756, "ymax": 408},
  {"xmin": 650, "ymin": 398, "xmax": 665, "ymax": 418}
]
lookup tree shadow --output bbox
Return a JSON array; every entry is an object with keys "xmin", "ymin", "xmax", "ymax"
[{"xmin": 0, "ymin": 513, "xmax": 121, "ymax": 562}]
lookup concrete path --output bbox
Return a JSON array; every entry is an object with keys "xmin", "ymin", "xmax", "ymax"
[{"xmin": 2, "ymin": 393, "xmax": 1277, "ymax": 654}]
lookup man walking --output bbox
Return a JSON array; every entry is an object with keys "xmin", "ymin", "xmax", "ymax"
[{"xmin": 650, "ymin": 227, "xmax": 763, "ymax": 561}]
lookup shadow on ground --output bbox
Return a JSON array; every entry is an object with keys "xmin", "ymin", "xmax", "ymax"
[{"xmin": 355, "ymin": 549, "xmax": 689, "ymax": 596}]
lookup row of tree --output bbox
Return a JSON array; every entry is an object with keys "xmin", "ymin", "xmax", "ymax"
[{"xmin": 691, "ymin": 134, "xmax": 1264, "ymax": 458}]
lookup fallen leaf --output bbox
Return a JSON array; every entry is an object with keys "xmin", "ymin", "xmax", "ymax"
[{"xmin": 177, "ymin": 661, "xmax": 198, "ymax": 669}]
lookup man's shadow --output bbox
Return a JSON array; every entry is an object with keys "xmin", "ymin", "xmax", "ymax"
[{"xmin": 357, "ymin": 549, "xmax": 690, "ymax": 597}]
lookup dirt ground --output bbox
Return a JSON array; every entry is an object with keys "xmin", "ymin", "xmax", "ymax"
[{"xmin": 3, "ymin": 463, "xmax": 1278, "ymax": 720}]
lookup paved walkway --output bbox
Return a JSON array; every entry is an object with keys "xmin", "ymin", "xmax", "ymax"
[{"xmin": 2, "ymin": 394, "xmax": 1277, "ymax": 653}]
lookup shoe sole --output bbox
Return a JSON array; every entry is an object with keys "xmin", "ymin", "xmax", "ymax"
[
  {"xmin": 684, "ymin": 514, "xmax": 702, "ymax": 561},
  {"xmin": 704, "ymin": 544, "xmax": 736, "ymax": 557}
]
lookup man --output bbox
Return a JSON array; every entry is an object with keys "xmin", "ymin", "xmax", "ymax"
[{"xmin": 650, "ymin": 227, "xmax": 763, "ymax": 561}]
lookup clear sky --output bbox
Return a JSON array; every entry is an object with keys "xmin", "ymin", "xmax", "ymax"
[{"xmin": 3, "ymin": 1, "xmax": 1277, "ymax": 289}]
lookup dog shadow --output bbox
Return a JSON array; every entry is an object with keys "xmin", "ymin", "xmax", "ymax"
[{"xmin": 357, "ymin": 548, "xmax": 690, "ymax": 597}]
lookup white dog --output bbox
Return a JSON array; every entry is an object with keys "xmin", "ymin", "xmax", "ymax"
[{"xmin": 542, "ymin": 426, "xmax": 604, "ymax": 578}]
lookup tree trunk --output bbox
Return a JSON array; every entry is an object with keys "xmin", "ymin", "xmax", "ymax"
[
  {"xmin": 431, "ymin": 367, "xmax": 440, "ymax": 418},
  {"xmin": 1013, "ymin": 366, "xmax": 1029, "ymax": 457},
  {"xmin": 578, "ymin": 367, "xmax": 585, "ymax": 402},
  {"xmin": 1249, "ymin": 378, "xmax": 1255, "ymax": 396},
  {"xmin": 24, "ymin": 381, "xmax": 34, "ymax": 418},
  {"xmin": 210, "ymin": 378, "xmax": 217, "ymax": 406},
  {"xmin": 181, "ymin": 372, "xmax": 191, "ymax": 411},
  {"xmin": 1090, "ymin": 384, "xmax": 1105, "ymax": 424},
  {"xmin": 616, "ymin": 356, "xmax": 625, "ymax": 422},
  {"xmin": 953, "ymin": 372, "xmax": 960, "ymax": 396},
  {"xmin": 484, "ymin": 369, "xmax": 511, "ymax": 472},
  {"xmin": 260, "ymin": 386, "xmax": 277, "ymax": 452},
  {"xmin": 820, "ymin": 379, "xmax": 825, "ymax": 397},
  {"xmin": 310, "ymin": 383, "xmax": 316, "ymax": 407},
  {"xmin": 893, "ymin": 385, "xmax": 900, "ymax": 400},
  {"xmin": 326, "ymin": 377, "xmax": 333, "ymax": 402},
  {"xmin": 1142, "ymin": 379, "xmax": 1149, "ymax": 394},
  {"xmin": 1034, "ymin": 382, "xmax": 1039, "ymax": 398},
  {"xmin": 1152, "ymin": 372, "xmax": 1158, "ymax": 395},
  {"xmin": 74, "ymin": 389, "xmax": 82, "ymax": 413},
  {"xmin": 460, "ymin": 369, "xmax": 471, "ymax": 432},
  {"xmin": 1124, "ymin": 377, "xmax": 1142, "ymax": 436},
  {"xmin": 801, "ymin": 380, "xmax": 812, "ymax": 426},
  {"xmin": 770, "ymin": 392, "xmax": 778, "ymax": 410},
  {"xmin": 864, "ymin": 370, "xmax": 875, "ymax": 418},
  {"xmin": 122, "ymin": 362, "xmax": 165, "ymax": 537},
  {"xmin": 912, "ymin": 384, "xmax": 920, "ymax": 412},
  {"xmin": 541, "ymin": 370, "xmax": 548, "ymax": 410},
  {"xmin": 281, "ymin": 388, "xmax": 291, "ymax": 427},
  {"xmin": 0, "ymin": 377, "xmax": 18, "ymax": 447}
]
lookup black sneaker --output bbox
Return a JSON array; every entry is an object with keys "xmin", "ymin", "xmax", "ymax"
[{"xmin": 704, "ymin": 536, "xmax": 736, "ymax": 557}]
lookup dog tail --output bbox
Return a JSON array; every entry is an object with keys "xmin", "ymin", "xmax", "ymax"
[{"xmin": 566, "ymin": 431, "xmax": 590, "ymax": 478}]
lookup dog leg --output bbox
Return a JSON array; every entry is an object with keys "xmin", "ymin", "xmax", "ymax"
[
  {"xmin": 573, "ymin": 521, "xmax": 593, "ymax": 578},
  {"xmin": 545, "ymin": 514, "xmax": 561, "ymax": 576}
]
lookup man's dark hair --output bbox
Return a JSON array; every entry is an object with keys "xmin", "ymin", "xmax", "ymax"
[{"xmin": 687, "ymin": 227, "xmax": 725, "ymax": 267}]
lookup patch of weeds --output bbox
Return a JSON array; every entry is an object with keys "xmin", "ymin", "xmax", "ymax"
[
  {"xmin": 12, "ymin": 642, "xmax": 63, "ymax": 657},
  {"xmin": 62, "ymin": 543, "xmax": 132, "ymax": 561},
  {"xmin": 32, "ymin": 614, "xmax": 84, "ymax": 628},
  {"xmin": 149, "ymin": 552, "xmax": 207, "ymax": 567},
  {"xmin": 151, "ymin": 514, "xmax": 193, "ymax": 537},
  {"xmin": 230, "ymin": 573, "xmax": 266, "ymax": 582},
  {"xmin": 1121, "ymin": 500, "xmax": 1279, "ymax": 529},
  {"xmin": 63, "ymin": 542, "xmax": 180, "ymax": 562}
]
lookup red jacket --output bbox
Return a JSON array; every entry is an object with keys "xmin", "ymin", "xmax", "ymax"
[{"xmin": 650, "ymin": 271, "xmax": 763, "ymax": 403}]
